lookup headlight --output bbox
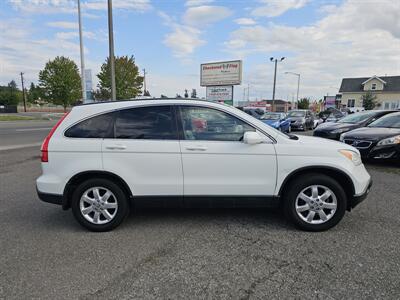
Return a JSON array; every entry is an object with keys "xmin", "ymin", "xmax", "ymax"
[
  {"xmin": 377, "ymin": 135, "xmax": 400, "ymax": 146},
  {"xmin": 332, "ymin": 128, "xmax": 348, "ymax": 134},
  {"xmin": 339, "ymin": 134, "xmax": 345, "ymax": 142},
  {"xmin": 273, "ymin": 122, "xmax": 280, "ymax": 128},
  {"xmin": 339, "ymin": 149, "xmax": 362, "ymax": 165}
]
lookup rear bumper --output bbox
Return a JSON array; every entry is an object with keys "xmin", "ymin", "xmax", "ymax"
[
  {"xmin": 37, "ymin": 187, "xmax": 63, "ymax": 206},
  {"xmin": 349, "ymin": 179, "xmax": 372, "ymax": 210}
]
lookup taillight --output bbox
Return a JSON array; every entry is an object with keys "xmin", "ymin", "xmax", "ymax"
[{"xmin": 41, "ymin": 112, "xmax": 70, "ymax": 162}]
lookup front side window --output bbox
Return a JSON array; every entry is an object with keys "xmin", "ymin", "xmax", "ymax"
[
  {"xmin": 65, "ymin": 112, "xmax": 114, "ymax": 138},
  {"xmin": 115, "ymin": 106, "xmax": 177, "ymax": 140},
  {"xmin": 179, "ymin": 106, "xmax": 255, "ymax": 141}
]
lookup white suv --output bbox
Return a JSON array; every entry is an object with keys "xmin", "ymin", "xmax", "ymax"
[{"xmin": 36, "ymin": 99, "xmax": 372, "ymax": 232}]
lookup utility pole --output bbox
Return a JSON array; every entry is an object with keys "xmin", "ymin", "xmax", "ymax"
[
  {"xmin": 20, "ymin": 72, "xmax": 26, "ymax": 112},
  {"xmin": 107, "ymin": 0, "xmax": 116, "ymax": 101},
  {"xmin": 270, "ymin": 57, "xmax": 285, "ymax": 112},
  {"xmin": 77, "ymin": 0, "xmax": 86, "ymax": 103},
  {"xmin": 143, "ymin": 68, "xmax": 147, "ymax": 95}
]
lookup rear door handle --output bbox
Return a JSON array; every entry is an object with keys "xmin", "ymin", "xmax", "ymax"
[
  {"xmin": 185, "ymin": 146, "xmax": 207, "ymax": 151},
  {"xmin": 105, "ymin": 144, "xmax": 127, "ymax": 150}
]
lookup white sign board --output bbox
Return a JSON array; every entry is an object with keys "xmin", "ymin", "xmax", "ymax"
[
  {"xmin": 201, "ymin": 60, "xmax": 242, "ymax": 86},
  {"xmin": 206, "ymin": 86, "xmax": 233, "ymax": 101}
]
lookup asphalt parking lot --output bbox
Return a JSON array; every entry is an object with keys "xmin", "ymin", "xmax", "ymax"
[{"xmin": 1, "ymin": 123, "xmax": 400, "ymax": 299}]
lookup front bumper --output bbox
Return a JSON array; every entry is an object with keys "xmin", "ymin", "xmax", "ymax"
[
  {"xmin": 290, "ymin": 122, "xmax": 305, "ymax": 130},
  {"xmin": 368, "ymin": 144, "xmax": 400, "ymax": 160},
  {"xmin": 349, "ymin": 179, "xmax": 372, "ymax": 210}
]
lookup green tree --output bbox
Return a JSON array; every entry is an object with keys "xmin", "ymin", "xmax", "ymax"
[
  {"xmin": 0, "ymin": 82, "xmax": 21, "ymax": 106},
  {"xmin": 184, "ymin": 89, "xmax": 189, "ymax": 98},
  {"xmin": 97, "ymin": 55, "xmax": 143, "ymax": 100},
  {"xmin": 38, "ymin": 56, "xmax": 81, "ymax": 112},
  {"xmin": 190, "ymin": 89, "xmax": 197, "ymax": 98},
  {"xmin": 297, "ymin": 97, "xmax": 310, "ymax": 109},
  {"xmin": 27, "ymin": 82, "xmax": 44, "ymax": 104},
  {"xmin": 7, "ymin": 80, "xmax": 20, "ymax": 105},
  {"xmin": 362, "ymin": 91, "xmax": 377, "ymax": 110}
]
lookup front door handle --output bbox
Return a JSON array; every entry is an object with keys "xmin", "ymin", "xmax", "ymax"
[
  {"xmin": 105, "ymin": 144, "xmax": 127, "ymax": 150},
  {"xmin": 185, "ymin": 146, "xmax": 207, "ymax": 151}
]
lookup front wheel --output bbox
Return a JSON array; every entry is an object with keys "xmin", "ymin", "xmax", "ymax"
[
  {"xmin": 71, "ymin": 178, "xmax": 130, "ymax": 231},
  {"xmin": 283, "ymin": 174, "xmax": 347, "ymax": 231}
]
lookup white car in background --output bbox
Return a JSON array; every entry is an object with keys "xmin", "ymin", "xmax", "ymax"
[{"xmin": 37, "ymin": 99, "xmax": 372, "ymax": 232}]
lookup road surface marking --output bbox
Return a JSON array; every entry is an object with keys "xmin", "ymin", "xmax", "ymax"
[
  {"xmin": 15, "ymin": 128, "xmax": 52, "ymax": 132},
  {"xmin": 0, "ymin": 143, "xmax": 42, "ymax": 151}
]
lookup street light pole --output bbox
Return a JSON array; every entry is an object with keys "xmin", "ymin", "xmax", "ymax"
[
  {"xmin": 285, "ymin": 71, "xmax": 300, "ymax": 110},
  {"xmin": 107, "ymin": 0, "xmax": 116, "ymax": 101},
  {"xmin": 270, "ymin": 57, "xmax": 285, "ymax": 112},
  {"xmin": 77, "ymin": 0, "xmax": 86, "ymax": 103}
]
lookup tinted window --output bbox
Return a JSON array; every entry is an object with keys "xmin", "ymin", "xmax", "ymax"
[
  {"xmin": 65, "ymin": 113, "xmax": 114, "ymax": 138},
  {"xmin": 337, "ymin": 111, "xmax": 377, "ymax": 124},
  {"xmin": 368, "ymin": 113, "xmax": 400, "ymax": 128},
  {"xmin": 179, "ymin": 106, "xmax": 255, "ymax": 141},
  {"xmin": 115, "ymin": 106, "xmax": 177, "ymax": 139},
  {"xmin": 288, "ymin": 111, "xmax": 305, "ymax": 117}
]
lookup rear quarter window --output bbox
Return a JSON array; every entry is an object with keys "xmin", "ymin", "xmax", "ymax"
[{"xmin": 65, "ymin": 112, "xmax": 114, "ymax": 138}]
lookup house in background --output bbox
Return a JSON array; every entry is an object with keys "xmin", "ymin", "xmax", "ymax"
[{"xmin": 339, "ymin": 75, "xmax": 400, "ymax": 110}]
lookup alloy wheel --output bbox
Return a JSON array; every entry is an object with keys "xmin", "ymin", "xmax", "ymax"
[
  {"xmin": 295, "ymin": 185, "xmax": 337, "ymax": 224},
  {"xmin": 79, "ymin": 187, "xmax": 118, "ymax": 225}
]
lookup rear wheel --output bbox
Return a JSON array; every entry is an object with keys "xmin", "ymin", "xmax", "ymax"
[
  {"xmin": 71, "ymin": 178, "xmax": 129, "ymax": 231},
  {"xmin": 283, "ymin": 174, "xmax": 347, "ymax": 231}
]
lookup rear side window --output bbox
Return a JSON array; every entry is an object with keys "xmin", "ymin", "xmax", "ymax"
[
  {"xmin": 115, "ymin": 106, "xmax": 177, "ymax": 140},
  {"xmin": 65, "ymin": 112, "xmax": 114, "ymax": 138}
]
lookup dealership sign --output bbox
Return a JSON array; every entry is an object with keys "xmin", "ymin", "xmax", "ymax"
[
  {"xmin": 200, "ymin": 60, "xmax": 242, "ymax": 86},
  {"xmin": 206, "ymin": 86, "xmax": 233, "ymax": 101}
]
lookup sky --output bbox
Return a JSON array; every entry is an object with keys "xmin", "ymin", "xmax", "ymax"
[{"xmin": 0, "ymin": 0, "xmax": 399, "ymax": 103}]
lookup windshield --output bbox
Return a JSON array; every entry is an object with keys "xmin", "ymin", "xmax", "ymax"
[
  {"xmin": 337, "ymin": 111, "xmax": 376, "ymax": 124},
  {"xmin": 368, "ymin": 113, "xmax": 400, "ymax": 128},
  {"xmin": 261, "ymin": 113, "xmax": 280, "ymax": 120},
  {"xmin": 287, "ymin": 111, "xmax": 305, "ymax": 117}
]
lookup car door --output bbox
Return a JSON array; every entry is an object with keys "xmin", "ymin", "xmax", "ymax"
[
  {"xmin": 102, "ymin": 105, "xmax": 183, "ymax": 197},
  {"xmin": 178, "ymin": 105, "xmax": 277, "ymax": 200}
]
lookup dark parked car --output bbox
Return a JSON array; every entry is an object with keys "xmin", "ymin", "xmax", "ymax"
[
  {"xmin": 313, "ymin": 110, "xmax": 396, "ymax": 140},
  {"xmin": 287, "ymin": 110, "xmax": 314, "ymax": 131},
  {"xmin": 340, "ymin": 112, "xmax": 400, "ymax": 160}
]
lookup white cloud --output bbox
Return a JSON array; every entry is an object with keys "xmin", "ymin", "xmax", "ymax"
[
  {"xmin": 0, "ymin": 18, "xmax": 101, "ymax": 86},
  {"xmin": 225, "ymin": 0, "xmax": 400, "ymax": 99},
  {"xmin": 8, "ymin": 0, "xmax": 152, "ymax": 14},
  {"xmin": 163, "ymin": 26, "xmax": 205, "ymax": 58},
  {"xmin": 183, "ymin": 5, "xmax": 232, "ymax": 26},
  {"xmin": 47, "ymin": 21, "xmax": 78, "ymax": 29},
  {"xmin": 252, "ymin": 0, "xmax": 308, "ymax": 18},
  {"xmin": 83, "ymin": 0, "xmax": 151, "ymax": 11},
  {"xmin": 160, "ymin": 5, "xmax": 231, "ymax": 60},
  {"xmin": 234, "ymin": 18, "xmax": 256, "ymax": 26},
  {"xmin": 185, "ymin": 0, "xmax": 214, "ymax": 7}
]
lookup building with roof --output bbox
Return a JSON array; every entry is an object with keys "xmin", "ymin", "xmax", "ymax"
[{"xmin": 339, "ymin": 75, "xmax": 400, "ymax": 110}]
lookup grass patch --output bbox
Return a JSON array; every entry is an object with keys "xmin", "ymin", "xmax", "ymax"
[{"xmin": 0, "ymin": 115, "xmax": 36, "ymax": 121}]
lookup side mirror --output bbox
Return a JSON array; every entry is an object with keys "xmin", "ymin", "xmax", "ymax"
[{"xmin": 243, "ymin": 131, "xmax": 264, "ymax": 145}]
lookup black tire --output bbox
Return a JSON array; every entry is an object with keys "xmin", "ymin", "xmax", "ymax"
[
  {"xmin": 71, "ymin": 178, "xmax": 130, "ymax": 232},
  {"xmin": 283, "ymin": 174, "xmax": 347, "ymax": 231}
]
